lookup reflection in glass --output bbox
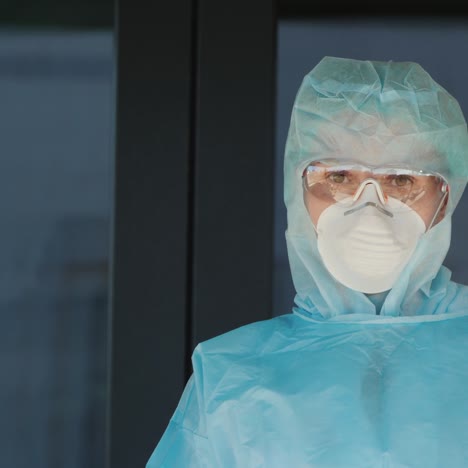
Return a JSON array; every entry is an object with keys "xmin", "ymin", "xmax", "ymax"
[{"xmin": 0, "ymin": 31, "xmax": 114, "ymax": 468}]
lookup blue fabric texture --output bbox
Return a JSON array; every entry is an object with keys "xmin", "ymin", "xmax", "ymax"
[{"xmin": 147, "ymin": 57, "xmax": 468, "ymax": 467}]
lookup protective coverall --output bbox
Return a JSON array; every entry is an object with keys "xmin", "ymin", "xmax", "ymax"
[{"xmin": 147, "ymin": 56, "xmax": 468, "ymax": 467}]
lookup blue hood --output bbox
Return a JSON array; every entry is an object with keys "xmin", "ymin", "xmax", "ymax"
[{"xmin": 284, "ymin": 57, "xmax": 468, "ymax": 319}]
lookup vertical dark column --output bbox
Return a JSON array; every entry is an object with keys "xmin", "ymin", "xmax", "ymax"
[
  {"xmin": 110, "ymin": 0, "xmax": 276, "ymax": 465},
  {"xmin": 191, "ymin": 0, "xmax": 276, "ymax": 347},
  {"xmin": 108, "ymin": 1, "xmax": 194, "ymax": 467}
]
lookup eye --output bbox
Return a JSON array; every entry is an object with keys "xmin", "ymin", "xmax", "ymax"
[
  {"xmin": 390, "ymin": 175, "xmax": 414, "ymax": 187},
  {"xmin": 327, "ymin": 171, "xmax": 348, "ymax": 184}
]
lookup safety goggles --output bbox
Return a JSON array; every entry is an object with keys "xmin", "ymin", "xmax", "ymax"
[{"xmin": 302, "ymin": 159, "xmax": 449, "ymax": 215}]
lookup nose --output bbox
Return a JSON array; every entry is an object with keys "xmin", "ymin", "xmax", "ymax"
[
  {"xmin": 344, "ymin": 179, "xmax": 393, "ymax": 218},
  {"xmin": 352, "ymin": 178, "xmax": 387, "ymax": 205}
]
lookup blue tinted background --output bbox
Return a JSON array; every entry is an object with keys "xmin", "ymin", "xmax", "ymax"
[
  {"xmin": 0, "ymin": 31, "xmax": 114, "ymax": 467},
  {"xmin": 274, "ymin": 19, "xmax": 468, "ymax": 316}
]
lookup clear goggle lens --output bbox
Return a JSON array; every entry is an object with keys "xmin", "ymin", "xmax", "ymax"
[{"xmin": 302, "ymin": 159, "xmax": 449, "ymax": 214}]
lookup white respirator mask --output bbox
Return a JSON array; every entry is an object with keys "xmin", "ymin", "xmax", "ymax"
[
  {"xmin": 302, "ymin": 160, "xmax": 449, "ymax": 294},
  {"xmin": 316, "ymin": 182, "xmax": 427, "ymax": 294}
]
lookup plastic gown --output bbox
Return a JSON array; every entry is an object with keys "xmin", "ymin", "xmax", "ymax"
[{"xmin": 147, "ymin": 57, "xmax": 468, "ymax": 467}]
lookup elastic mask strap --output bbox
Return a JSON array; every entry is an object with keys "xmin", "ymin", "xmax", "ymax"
[{"xmin": 427, "ymin": 186, "xmax": 449, "ymax": 231}]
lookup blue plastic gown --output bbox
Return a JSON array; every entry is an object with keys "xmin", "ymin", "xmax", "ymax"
[{"xmin": 147, "ymin": 57, "xmax": 468, "ymax": 467}]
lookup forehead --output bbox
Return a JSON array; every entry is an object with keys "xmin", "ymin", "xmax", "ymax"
[
  {"xmin": 308, "ymin": 159, "xmax": 429, "ymax": 174},
  {"xmin": 299, "ymin": 117, "xmax": 444, "ymax": 173}
]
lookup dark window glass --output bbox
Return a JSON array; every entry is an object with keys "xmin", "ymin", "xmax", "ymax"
[{"xmin": 0, "ymin": 8, "xmax": 114, "ymax": 467}]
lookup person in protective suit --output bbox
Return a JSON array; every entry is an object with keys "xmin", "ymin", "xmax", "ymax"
[{"xmin": 146, "ymin": 56, "xmax": 468, "ymax": 467}]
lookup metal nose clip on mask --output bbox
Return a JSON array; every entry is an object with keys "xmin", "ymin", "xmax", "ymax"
[
  {"xmin": 343, "ymin": 178, "xmax": 392, "ymax": 217},
  {"xmin": 315, "ymin": 178, "xmax": 428, "ymax": 294}
]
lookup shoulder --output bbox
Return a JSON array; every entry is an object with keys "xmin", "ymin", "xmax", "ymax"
[
  {"xmin": 194, "ymin": 313, "xmax": 300, "ymax": 359},
  {"xmin": 190, "ymin": 314, "xmax": 304, "ymax": 401},
  {"xmin": 445, "ymin": 280, "xmax": 468, "ymax": 313}
]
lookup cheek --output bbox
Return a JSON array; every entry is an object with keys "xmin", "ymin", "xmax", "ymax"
[
  {"xmin": 415, "ymin": 207, "xmax": 433, "ymax": 230},
  {"xmin": 409, "ymin": 193, "xmax": 445, "ymax": 230},
  {"xmin": 304, "ymin": 192, "xmax": 330, "ymax": 227}
]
